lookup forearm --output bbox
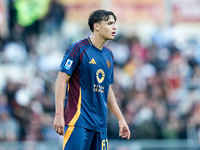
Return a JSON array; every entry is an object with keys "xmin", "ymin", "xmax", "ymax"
[
  {"xmin": 55, "ymin": 80, "xmax": 66, "ymax": 116},
  {"xmin": 54, "ymin": 71, "xmax": 70, "ymax": 116},
  {"xmin": 107, "ymin": 86, "xmax": 124, "ymax": 121},
  {"xmin": 54, "ymin": 71, "xmax": 70, "ymax": 135},
  {"xmin": 107, "ymin": 85, "xmax": 131, "ymax": 139}
]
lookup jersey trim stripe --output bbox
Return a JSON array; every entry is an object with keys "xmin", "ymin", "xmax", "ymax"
[
  {"xmin": 71, "ymin": 39, "xmax": 88, "ymax": 58},
  {"xmin": 68, "ymin": 82, "xmax": 69, "ymax": 91},
  {"xmin": 87, "ymin": 37, "xmax": 92, "ymax": 45},
  {"xmin": 80, "ymin": 48, "xmax": 88, "ymax": 62},
  {"xmin": 70, "ymin": 39, "xmax": 88, "ymax": 58},
  {"xmin": 62, "ymin": 126, "xmax": 75, "ymax": 150},
  {"xmin": 64, "ymin": 68, "xmax": 80, "ymax": 124},
  {"xmin": 72, "ymin": 41, "xmax": 89, "ymax": 58},
  {"xmin": 68, "ymin": 88, "xmax": 82, "ymax": 125},
  {"xmin": 104, "ymin": 46, "xmax": 114, "ymax": 59},
  {"xmin": 69, "ymin": 39, "xmax": 87, "ymax": 57},
  {"xmin": 63, "ymin": 88, "xmax": 82, "ymax": 149},
  {"xmin": 69, "ymin": 43, "xmax": 79, "ymax": 57}
]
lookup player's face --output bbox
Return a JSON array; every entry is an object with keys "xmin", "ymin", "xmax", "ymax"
[{"xmin": 98, "ymin": 15, "xmax": 116, "ymax": 40}]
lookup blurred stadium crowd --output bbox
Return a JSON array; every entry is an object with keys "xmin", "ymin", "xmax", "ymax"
[{"xmin": 1, "ymin": 0, "xmax": 200, "ymax": 143}]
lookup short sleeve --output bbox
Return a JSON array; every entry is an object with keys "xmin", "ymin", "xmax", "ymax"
[
  {"xmin": 59, "ymin": 43, "xmax": 80, "ymax": 76},
  {"xmin": 110, "ymin": 65, "xmax": 114, "ymax": 84},
  {"xmin": 109, "ymin": 53, "xmax": 114, "ymax": 84}
]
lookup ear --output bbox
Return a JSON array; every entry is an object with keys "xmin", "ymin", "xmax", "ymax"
[{"xmin": 94, "ymin": 23, "xmax": 100, "ymax": 31}]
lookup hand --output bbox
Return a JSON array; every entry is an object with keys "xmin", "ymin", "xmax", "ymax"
[
  {"xmin": 119, "ymin": 119, "xmax": 131, "ymax": 140},
  {"xmin": 54, "ymin": 115, "xmax": 65, "ymax": 135}
]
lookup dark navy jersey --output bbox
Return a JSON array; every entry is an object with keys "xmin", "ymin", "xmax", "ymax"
[{"xmin": 59, "ymin": 37, "xmax": 114, "ymax": 133}]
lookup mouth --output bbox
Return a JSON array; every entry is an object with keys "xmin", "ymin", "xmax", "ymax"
[{"xmin": 112, "ymin": 31, "xmax": 116, "ymax": 36}]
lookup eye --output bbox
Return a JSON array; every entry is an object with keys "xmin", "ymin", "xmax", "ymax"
[{"xmin": 108, "ymin": 21, "xmax": 114, "ymax": 25}]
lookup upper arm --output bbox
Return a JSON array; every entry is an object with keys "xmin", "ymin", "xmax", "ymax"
[
  {"xmin": 55, "ymin": 71, "xmax": 71, "ymax": 84},
  {"xmin": 59, "ymin": 43, "xmax": 81, "ymax": 76},
  {"xmin": 107, "ymin": 85, "xmax": 114, "ymax": 107},
  {"xmin": 108, "ymin": 85, "xmax": 112, "ymax": 94}
]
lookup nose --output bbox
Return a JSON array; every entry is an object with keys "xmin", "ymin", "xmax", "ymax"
[{"xmin": 113, "ymin": 24, "xmax": 117, "ymax": 30}]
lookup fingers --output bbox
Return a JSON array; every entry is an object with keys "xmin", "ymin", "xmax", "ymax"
[
  {"xmin": 53, "ymin": 117, "xmax": 65, "ymax": 136},
  {"xmin": 119, "ymin": 127, "xmax": 131, "ymax": 140},
  {"xmin": 58, "ymin": 126, "xmax": 64, "ymax": 135},
  {"xmin": 119, "ymin": 126, "xmax": 123, "ymax": 137},
  {"xmin": 124, "ymin": 127, "xmax": 130, "ymax": 140},
  {"xmin": 121, "ymin": 134, "xmax": 128, "ymax": 139},
  {"xmin": 54, "ymin": 124, "xmax": 64, "ymax": 135},
  {"xmin": 127, "ymin": 129, "xmax": 131, "ymax": 140}
]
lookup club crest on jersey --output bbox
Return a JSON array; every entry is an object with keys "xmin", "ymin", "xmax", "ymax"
[
  {"xmin": 64, "ymin": 59, "xmax": 73, "ymax": 70},
  {"xmin": 107, "ymin": 60, "xmax": 111, "ymax": 68}
]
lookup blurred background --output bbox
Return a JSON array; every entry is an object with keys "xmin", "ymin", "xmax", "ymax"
[{"xmin": 0, "ymin": 0, "xmax": 200, "ymax": 149}]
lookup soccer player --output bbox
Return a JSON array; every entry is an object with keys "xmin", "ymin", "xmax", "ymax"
[{"xmin": 53, "ymin": 9, "xmax": 130, "ymax": 150}]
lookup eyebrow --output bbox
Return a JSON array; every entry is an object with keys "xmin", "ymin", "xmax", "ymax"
[{"xmin": 107, "ymin": 20, "xmax": 115, "ymax": 24}]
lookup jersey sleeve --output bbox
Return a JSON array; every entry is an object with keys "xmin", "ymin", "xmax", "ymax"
[
  {"xmin": 110, "ymin": 66, "xmax": 114, "ymax": 84},
  {"xmin": 109, "ymin": 52, "xmax": 114, "ymax": 84},
  {"xmin": 59, "ymin": 43, "xmax": 80, "ymax": 76}
]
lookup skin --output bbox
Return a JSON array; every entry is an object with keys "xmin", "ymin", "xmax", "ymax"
[
  {"xmin": 53, "ymin": 15, "xmax": 131, "ymax": 140},
  {"xmin": 90, "ymin": 15, "xmax": 116, "ymax": 50}
]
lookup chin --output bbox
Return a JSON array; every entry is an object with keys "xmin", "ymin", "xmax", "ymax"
[
  {"xmin": 108, "ymin": 36, "xmax": 115, "ymax": 40},
  {"xmin": 104, "ymin": 35, "xmax": 115, "ymax": 41}
]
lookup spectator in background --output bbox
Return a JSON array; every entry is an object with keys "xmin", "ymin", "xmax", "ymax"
[
  {"xmin": 44, "ymin": 0, "xmax": 65, "ymax": 34},
  {"xmin": 0, "ymin": 108, "xmax": 20, "ymax": 141},
  {"xmin": 1, "ymin": 0, "xmax": 200, "ymax": 144}
]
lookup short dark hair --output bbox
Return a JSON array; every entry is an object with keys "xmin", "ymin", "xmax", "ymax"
[{"xmin": 88, "ymin": 9, "xmax": 117, "ymax": 32}]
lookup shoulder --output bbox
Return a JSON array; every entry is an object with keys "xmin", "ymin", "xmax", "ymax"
[
  {"xmin": 72, "ymin": 38, "xmax": 90, "ymax": 49},
  {"xmin": 104, "ymin": 46, "xmax": 114, "ymax": 59},
  {"xmin": 67, "ymin": 38, "xmax": 91, "ymax": 57}
]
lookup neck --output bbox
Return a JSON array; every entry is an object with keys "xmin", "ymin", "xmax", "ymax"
[{"xmin": 89, "ymin": 33, "xmax": 106, "ymax": 50}]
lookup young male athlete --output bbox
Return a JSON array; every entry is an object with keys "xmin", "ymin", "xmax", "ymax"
[{"xmin": 53, "ymin": 9, "xmax": 131, "ymax": 150}]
